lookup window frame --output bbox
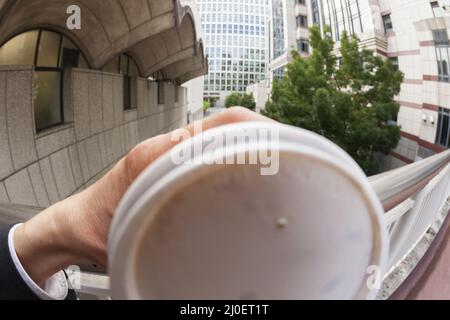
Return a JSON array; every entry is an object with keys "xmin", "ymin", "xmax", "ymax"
[
  {"xmin": 382, "ymin": 14, "xmax": 393, "ymax": 33},
  {"xmin": 297, "ymin": 38, "xmax": 309, "ymax": 54},
  {"xmin": 436, "ymin": 107, "xmax": 450, "ymax": 147},
  {"xmin": 33, "ymin": 29, "xmax": 65, "ymax": 132},
  {"xmin": 0, "ymin": 28, "xmax": 91, "ymax": 133},
  {"xmin": 389, "ymin": 57, "xmax": 399, "ymax": 71},
  {"xmin": 433, "ymin": 29, "xmax": 449, "ymax": 46},
  {"xmin": 431, "ymin": 1, "xmax": 444, "ymax": 17},
  {"xmin": 296, "ymin": 15, "xmax": 308, "ymax": 28},
  {"xmin": 33, "ymin": 70, "xmax": 64, "ymax": 132},
  {"xmin": 434, "ymin": 30, "xmax": 450, "ymax": 83},
  {"xmin": 118, "ymin": 53, "xmax": 141, "ymax": 110}
]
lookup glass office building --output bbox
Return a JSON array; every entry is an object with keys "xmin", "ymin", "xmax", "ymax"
[
  {"xmin": 314, "ymin": 0, "xmax": 365, "ymax": 42},
  {"xmin": 272, "ymin": 0, "xmax": 286, "ymax": 60},
  {"xmin": 197, "ymin": 0, "xmax": 270, "ymax": 100}
]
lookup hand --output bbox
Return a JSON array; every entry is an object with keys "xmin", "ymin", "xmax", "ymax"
[{"xmin": 13, "ymin": 107, "xmax": 272, "ymax": 286}]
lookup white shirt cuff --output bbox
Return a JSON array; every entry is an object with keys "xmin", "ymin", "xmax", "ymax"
[{"xmin": 8, "ymin": 224, "xmax": 69, "ymax": 300}]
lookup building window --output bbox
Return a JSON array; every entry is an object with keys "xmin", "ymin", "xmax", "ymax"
[
  {"xmin": 382, "ymin": 14, "xmax": 393, "ymax": 33},
  {"xmin": 389, "ymin": 57, "xmax": 399, "ymax": 70},
  {"xmin": 297, "ymin": 38, "xmax": 309, "ymax": 53},
  {"xmin": 272, "ymin": 0, "xmax": 285, "ymax": 60},
  {"xmin": 296, "ymin": 0, "xmax": 306, "ymax": 5},
  {"xmin": 434, "ymin": 30, "xmax": 450, "ymax": 82},
  {"xmin": 311, "ymin": 0, "xmax": 320, "ymax": 25},
  {"xmin": 297, "ymin": 15, "xmax": 308, "ymax": 28},
  {"xmin": 119, "ymin": 54, "xmax": 140, "ymax": 110},
  {"xmin": 436, "ymin": 107, "xmax": 450, "ymax": 147},
  {"xmin": 102, "ymin": 54, "xmax": 140, "ymax": 110},
  {"xmin": 431, "ymin": 1, "xmax": 444, "ymax": 17},
  {"xmin": 157, "ymin": 81, "xmax": 165, "ymax": 105},
  {"xmin": 273, "ymin": 67, "xmax": 285, "ymax": 81},
  {"xmin": 0, "ymin": 29, "xmax": 89, "ymax": 132},
  {"xmin": 433, "ymin": 29, "xmax": 449, "ymax": 46},
  {"xmin": 436, "ymin": 47, "xmax": 449, "ymax": 82}
]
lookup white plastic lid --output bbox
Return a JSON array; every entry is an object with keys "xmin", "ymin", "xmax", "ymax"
[{"xmin": 109, "ymin": 122, "xmax": 388, "ymax": 300}]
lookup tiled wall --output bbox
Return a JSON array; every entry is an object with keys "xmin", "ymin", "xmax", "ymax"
[
  {"xmin": 0, "ymin": 66, "xmax": 188, "ymax": 207},
  {"xmin": 377, "ymin": 0, "xmax": 450, "ymax": 166}
]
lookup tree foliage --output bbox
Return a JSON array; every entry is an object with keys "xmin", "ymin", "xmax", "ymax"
[
  {"xmin": 225, "ymin": 93, "xmax": 242, "ymax": 108},
  {"xmin": 225, "ymin": 92, "xmax": 256, "ymax": 111},
  {"xmin": 240, "ymin": 93, "xmax": 256, "ymax": 110},
  {"xmin": 262, "ymin": 26, "xmax": 404, "ymax": 174},
  {"xmin": 203, "ymin": 100, "xmax": 211, "ymax": 111}
]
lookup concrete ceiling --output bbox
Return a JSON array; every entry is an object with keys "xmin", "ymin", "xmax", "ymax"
[{"xmin": 0, "ymin": 0, "xmax": 207, "ymax": 83}]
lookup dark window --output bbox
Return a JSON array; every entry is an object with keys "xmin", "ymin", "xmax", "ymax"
[
  {"xmin": 119, "ymin": 54, "xmax": 140, "ymax": 110},
  {"xmin": 436, "ymin": 107, "xmax": 450, "ymax": 147},
  {"xmin": 435, "ymin": 31, "xmax": 450, "ymax": 82},
  {"xmin": 296, "ymin": 0, "xmax": 306, "ymax": 5},
  {"xmin": 431, "ymin": 1, "xmax": 443, "ymax": 17},
  {"xmin": 158, "ymin": 81, "xmax": 165, "ymax": 105},
  {"xmin": 389, "ymin": 57, "xmax": 399, "ymax": 70},
  {"xmin": 296, "ymin": 15, "xmax": 308, "ymax": 28},
  {"xmin": 0, "ymin": 29, "xmax": 89, "ymax": 132},
  {"xmin": 61, "ymin": 48, "xmax": 80, "ymax": 68},
  {"xmin": 60, "ymin": 37, "xmax": 89, "ymax": 69},
  {"xmin": 433, "ymin": 29, "xmax": 449, "ymax": 45},
  {"xmin": 382, "ymin": 15, "xmax": 393, "ymax": 33},
  {"xmin": 297, "ymin": 39, "xmax": 309, "ymax": 53}
]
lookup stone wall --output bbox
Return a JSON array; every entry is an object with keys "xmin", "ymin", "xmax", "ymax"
[{"xmin": 0, "ymin": 66, "xmax": 187, "ymax": 207}]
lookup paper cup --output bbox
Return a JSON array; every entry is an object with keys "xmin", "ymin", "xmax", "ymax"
[{"xmin": 109, "ymin": 122, "xmax": 388, "ymax": 300}]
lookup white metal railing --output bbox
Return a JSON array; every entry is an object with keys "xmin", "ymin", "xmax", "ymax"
[
  {"xmin": 388, "ymin": 165, "xmax": 450, "ymax": 266},
  {"xmin": 372, "ymin": 151, "xmax": 450, "ymax": 298},
  {"xmin": 1, "ymin": 150, "xmax": 450, "ymax": 299}
]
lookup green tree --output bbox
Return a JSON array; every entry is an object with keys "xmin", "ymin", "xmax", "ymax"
[
  {"xmin": 225, "ymin": 92, "xmax": 256, "ymax": 111},
  {"xmin": 203, "ymin": 100, "xmax": 211, "ymax": 111},
  {"xmin": 240, "ymin": 93, "xmax": 256, "ymax": 111},
  {"xmin": 225, "ymin": 92, "xmax": 242, "ymax": 108},
  {"xmin": 262, "ymin": 26, "xmax": 403, "ymax": 175}
]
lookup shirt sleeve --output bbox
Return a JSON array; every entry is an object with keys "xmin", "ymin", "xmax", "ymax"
[{"xmin": 7, "ymin": 224, "xmax": 69, "ymax": 300}]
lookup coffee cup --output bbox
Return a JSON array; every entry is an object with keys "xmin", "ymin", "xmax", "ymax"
[{"xmin": 108, "ymin": 122, "xmax": 388, "ymax": 300}]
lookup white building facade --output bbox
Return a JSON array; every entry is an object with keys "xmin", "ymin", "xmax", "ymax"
[
  {"xmin": 310, "ymin": 0, "xmax": 450, "ymax": 169},
  {"xmin": 264, "ymin": 0, "xmax": 450, "ymax": 169},
  {"xmin": 267, "ymin": 0, "xmax": 312, "ymax": 89}
]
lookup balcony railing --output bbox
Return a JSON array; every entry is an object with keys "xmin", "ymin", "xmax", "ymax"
[{"xmin": 1, "ymin": 150, "xmax": 450, "ymax": 299}]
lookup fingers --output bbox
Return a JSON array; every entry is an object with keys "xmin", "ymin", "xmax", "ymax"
[{"xmin": 125, "ymin": 107, "xmax": 274, "ymax": 182}]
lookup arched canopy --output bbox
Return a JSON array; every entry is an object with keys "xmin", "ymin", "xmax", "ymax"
[
  {"xmin": 0, "ymin": 0, "xmax": 206, "ymax": 82},
  {"xmin": 160, "ymin": 42, "xmax": 208, "ymax": 85}
]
